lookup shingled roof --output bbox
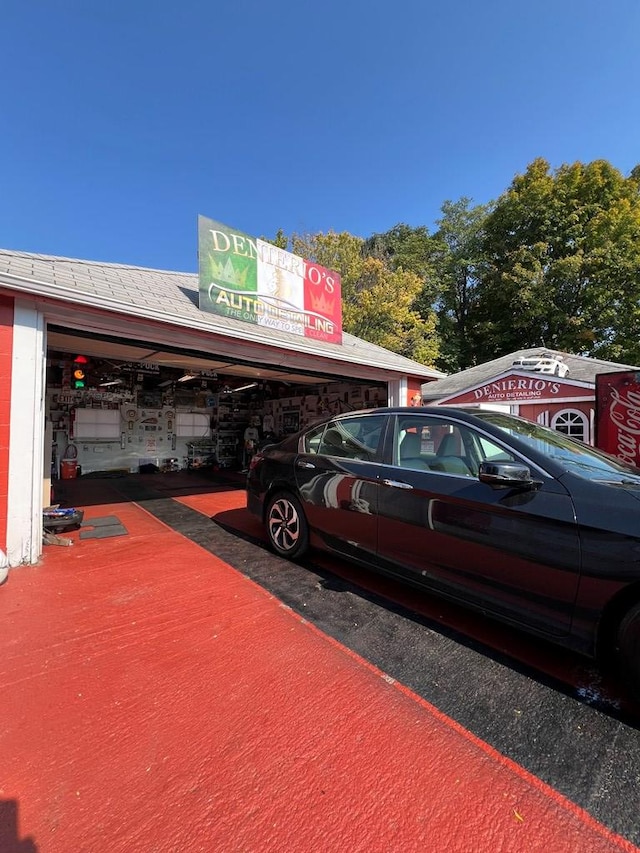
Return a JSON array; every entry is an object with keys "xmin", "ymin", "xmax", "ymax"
[
  {"xmin": 0, "ymin": 248, "xmax": 444, "ymax": 381},
  {"xmin": 422, "ymin": 347, "xmax": 639, "ymax": 399}
]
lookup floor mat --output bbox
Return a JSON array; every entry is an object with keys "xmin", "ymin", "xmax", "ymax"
[{"xmin": 80, "ymin": 515, "xmax": 128, "ymax": 539}]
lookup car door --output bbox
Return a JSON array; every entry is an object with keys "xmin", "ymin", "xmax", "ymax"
[
  {"xmin": 377, "ymin": 413, "xmax": 581, "ymax": 636},
  {"xmin": 293, "ymin": 413, "xmax": 387, "ymax": 562}
]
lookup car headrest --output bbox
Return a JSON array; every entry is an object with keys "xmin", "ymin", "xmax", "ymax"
[
  {"xmin": 400, "ymin": 432, "xmax": 422, "ymax": 458},
  {"xmin": 437, "ymin": 432, "xmax": 458, "ymax": 456},
  {"xmin": 322, "ymin": 428, "xmax": 344, "ymax": 454}
]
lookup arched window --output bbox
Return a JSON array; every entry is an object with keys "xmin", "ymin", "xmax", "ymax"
[{"xmin": 551, "ymin": 409, "xmax": 589, "ymax": 442}]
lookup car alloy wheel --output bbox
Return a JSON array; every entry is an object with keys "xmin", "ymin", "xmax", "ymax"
[{"xmin": 266, "ymin": 492, "xmax": 309, "ymax": 560}]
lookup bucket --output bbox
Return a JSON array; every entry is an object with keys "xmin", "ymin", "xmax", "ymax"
[{"xmin": 60, "ymin": 460, "xmax": 78, "ymax": 480}]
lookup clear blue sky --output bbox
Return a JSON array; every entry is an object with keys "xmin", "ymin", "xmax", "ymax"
[{"xmin": 1, "ymin": 0, "xmax": 639, "ymax": 272}]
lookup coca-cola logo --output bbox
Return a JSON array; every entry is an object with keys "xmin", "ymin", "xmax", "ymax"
[{"xmin": 608, "ymin": 386, "xmax": 640, "ymax": 465}]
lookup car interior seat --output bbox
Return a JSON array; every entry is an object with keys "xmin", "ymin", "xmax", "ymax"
[
  {"xmin": 432, "ymin": 431, "xmax": 474, "ymax": 475},
  {"xmin": 321, "ymin": 427, "xmax": 345, "ymax": 457},
  {"xmin": 399, "ymin": 431, "xmax": 432, "ymax": 470},
  {"xmin": 436, "ymin": 432, "xmax": 458, "ymax": 457}
]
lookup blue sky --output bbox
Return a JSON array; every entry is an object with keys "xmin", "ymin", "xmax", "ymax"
[{"xmin": 1, "ymin": 0, "xmax": 639, "ymax": 271}]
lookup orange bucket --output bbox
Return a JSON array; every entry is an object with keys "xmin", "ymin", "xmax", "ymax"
[{"xmin": 60, "ymin": 460, "xmax": 78, "ymax": 479}]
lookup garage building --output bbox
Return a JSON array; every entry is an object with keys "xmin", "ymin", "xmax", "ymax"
[{"xmin": 0, "ymin": 247, "xmax": 443, "ymax": 569}]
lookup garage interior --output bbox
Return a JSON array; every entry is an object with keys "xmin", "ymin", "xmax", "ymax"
[{"xmin": 46, "ymin": 326, "xmax": 388, "ymax": 480}]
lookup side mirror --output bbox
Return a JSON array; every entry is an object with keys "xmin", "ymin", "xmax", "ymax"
[{"xmin": 478, "ymin": 461, "xmax": 535, "ymax": 488}]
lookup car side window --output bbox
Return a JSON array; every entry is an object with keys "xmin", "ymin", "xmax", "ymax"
[
  {"xmin": 474, "ymin": 435, "xmax": 517, "ymax": 465},
  {"xmin": 395, "ymin": 419, "xmax": 437, "ymax": 471},
  {"xmin": 303, "ymin": 423, "xmax": 328, "ymax": 454},
  {"xmin": 395, "ymin": 415, "xmax": 478, "ymax": 476},
  {"xmin": 316, "ymin": 415, "xmax": 385, "ymax": 460}
]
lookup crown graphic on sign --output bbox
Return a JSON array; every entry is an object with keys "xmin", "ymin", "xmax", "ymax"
[
  {"xmin": 210, "ymin": 255, "xmax": 250, "ymax": 288},
  {"xmin": 309, "ymin": 290, "xmax": 334, "ymax": 315}
]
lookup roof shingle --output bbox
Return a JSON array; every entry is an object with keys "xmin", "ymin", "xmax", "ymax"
[
  {"xmin": 0, "ymin": 248, "xmax": 444, "ymax": 380},
  {"xmin": 422, "ymin": 347, "xmax": 639, "ymax": 398}
]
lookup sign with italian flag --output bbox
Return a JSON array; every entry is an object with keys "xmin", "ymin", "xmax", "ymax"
[{"xmin": 198, "ymin": 215, "xmax": 343, "ymax": 344}]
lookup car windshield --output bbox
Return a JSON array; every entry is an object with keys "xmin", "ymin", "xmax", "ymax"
[{"xmin": 472, "ymin": 411, "xmax": 640, "ymax": 484}]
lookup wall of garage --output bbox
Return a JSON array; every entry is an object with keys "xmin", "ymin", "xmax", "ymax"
[
  {"xmin": 0, "ymin": 294, "xmax": 14, "ymax": 566},
  {"xmin": 5, "ymin": 299, "xmax": 46, "ymax": 567}
]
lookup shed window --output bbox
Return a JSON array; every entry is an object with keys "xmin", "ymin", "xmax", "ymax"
[{"xmin": 551, "ymin": 409, "xmax": 588, "ymax": 442}]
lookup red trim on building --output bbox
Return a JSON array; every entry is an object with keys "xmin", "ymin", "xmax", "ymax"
[
  {"xmin": 0, "ymin": 295, "xmax": 14, "ymax": 553},
  {"xmin": 434, "ymin": 370, "xmax": 597, "ymax": 442},
  {"xmin": 439, "ymin": 371, "xmax": 592, "ymax": 406},
  {"xmin": 519, "ymin": 401, "xmax": 593, "ymax": 424}
]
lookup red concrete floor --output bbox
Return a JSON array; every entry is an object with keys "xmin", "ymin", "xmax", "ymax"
[{"xmin": 0, "ymin": 482, "xmax": 637, "ymax": 853}]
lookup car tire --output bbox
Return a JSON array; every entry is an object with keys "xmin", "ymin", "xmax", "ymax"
[
  {"xmin": 615, "ymin": 602, "xmax": 640, "ymax": 699},
  {"xmin": 266, "ymin": 492, "xmax": 309, "ymax": 560}
]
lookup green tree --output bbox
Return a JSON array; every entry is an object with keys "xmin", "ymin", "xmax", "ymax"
[
  {"xmin": 425, "ymin": 198, "xmax": 491, "ymax": 372},
  {"xmin": 270, "ymin": 228, "xmax": 289, "ymax": 250},
  {"xmin": 476, "ymin": 158, "xmax": 640, "ymax": 363},
  {"xmin": 345, "ymin": 257, "xmax": 439, "ymax": 364},
  {"xmin": 362, "ymin": 223, "xmax": 442, "ymax": 361},
  {"xmin": 365, "ymin": 223, "xmax": 436, "ymax": 280},
  {"xmin": 289, "ymin": 230, "xmax": 366, "ymax": 304},
  {"xmin": 284, "ymin": 229, "xmax": 439, "ymax": 365}
]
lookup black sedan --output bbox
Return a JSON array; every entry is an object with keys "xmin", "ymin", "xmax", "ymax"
[{"xmin": 247, "ymin": 406, "xmax": 640, "ymax": 697}]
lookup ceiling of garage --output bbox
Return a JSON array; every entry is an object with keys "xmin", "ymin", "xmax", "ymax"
[{"xmin": 47, "ymin": 329, "xmax": 349, "ymax": 388}]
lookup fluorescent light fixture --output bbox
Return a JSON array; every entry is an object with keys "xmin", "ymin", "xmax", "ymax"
[
  {"xmin": 232, "ymin": 382, "xmax": 258, "ymax": 393},
  {"xmin": 99, "ymin": 379, "xmax": 123, "ymax": 387},
  {"xmin": 178, "ymin": 373, "xmax": 199, "ymax": 382}
]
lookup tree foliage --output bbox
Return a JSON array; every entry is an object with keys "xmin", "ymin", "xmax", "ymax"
[
  {"xmin": 274, "ymin": 229, "xmax": 441, "ymax": 366},
  {"xmin": 289, "ymin": 230, "xmax": 366, "ymax": 305},
  {"xmin": 427, "ymin": 198, "xmax": 491, "ymax": 372},
  {"xmin": 476, "ymin": 158, "xmax": 640, "ymax": 363},
  {"xmin": 266, "ymin": 156, "xmax": 640, "ymax": 372},
  {"xmin": 364, "ymin": 223, "xmax": 437, "ymax": 290},
  {"xmin": 361, "ymin": 223, "xmax": 441, "ymax": 362},
  {"xmin": 344, "ymin": 257, "xmax": 438, "ymax": 365}
]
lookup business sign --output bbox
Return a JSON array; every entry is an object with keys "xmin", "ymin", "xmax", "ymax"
[
  {"xmin": 595, "ymin": 371, "xmax": 640, "ymax": 467},
  {"xmin": 445, "ymin": 373, "xmax": 589, "ymax": 405},
  {"xmin": 198, "ymin": 215, "xmax": 342, "ymax": 344}
]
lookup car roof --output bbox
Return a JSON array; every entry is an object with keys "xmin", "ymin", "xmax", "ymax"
[{"xmin": 330, "ymin": 405, "xmax": 511, "ymax": 421}]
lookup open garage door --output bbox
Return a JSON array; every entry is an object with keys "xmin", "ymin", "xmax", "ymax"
[{"xmin": 46, "ymin": 326, "xmax": 388, "ymax": 478}]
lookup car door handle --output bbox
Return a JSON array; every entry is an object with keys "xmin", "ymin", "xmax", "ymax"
[
  {"xmin": 382, "ymin": 478, "xmax": 413, "ymax": 490},
  {"xmin": 296, "ymin": 460, "xmax": 316, "ymax": 470}
]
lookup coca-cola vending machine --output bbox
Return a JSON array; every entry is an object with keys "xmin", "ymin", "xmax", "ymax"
[{"xmin": 595, "ymin": 371, "xmax": 640, "ymax": 467}]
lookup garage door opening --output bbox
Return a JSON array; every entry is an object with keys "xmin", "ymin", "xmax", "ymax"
[{"xmin": 45, "ymin": 344, "xmax": 388, "ymax": 481}]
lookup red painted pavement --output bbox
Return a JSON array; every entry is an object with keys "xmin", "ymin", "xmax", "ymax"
[{"xmin": 0, "ymin": 484, "xmax": 637, "ymax": 853}]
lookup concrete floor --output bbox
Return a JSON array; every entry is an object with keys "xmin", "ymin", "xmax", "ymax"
[{"xmin": 0, "ymin": 474, "xmax": 637, "ymax": 853}]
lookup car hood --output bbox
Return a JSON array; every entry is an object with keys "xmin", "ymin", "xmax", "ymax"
[
  {"xmin": 620, "ymin": 483, "xmax": 640, "ymax": 503},
  {"xmin": 587, "ymin": 477, "xmax": 640, "ymax": 503},
  {"xmin": 559, "ymin": 470, "xmax": 640, "ymax": 503}
]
